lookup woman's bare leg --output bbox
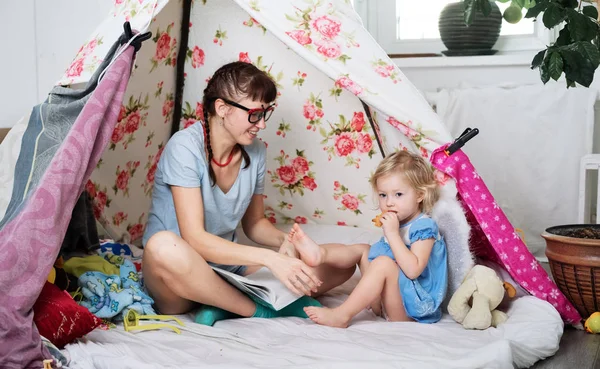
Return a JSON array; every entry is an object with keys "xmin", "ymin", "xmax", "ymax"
[
  {"xmin": 304, "ymin": 256, "xmax": 409, "ymax": 327},
  {"xmin": 142, "ymin": 231, "xmax": 256, "ymax": 316}
]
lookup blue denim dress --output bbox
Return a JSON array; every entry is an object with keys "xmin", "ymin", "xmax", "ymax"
[{"xmin": 368, "ymin": 214, "xmax": 448, "ymax": 323}]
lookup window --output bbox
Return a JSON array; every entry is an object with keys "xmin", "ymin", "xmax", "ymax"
[{"xmin": 352, "ymin": 0, "xmax": 555, "ymax": 55}]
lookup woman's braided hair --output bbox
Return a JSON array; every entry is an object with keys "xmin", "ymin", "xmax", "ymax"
[{"xmin": 202, "ymin": 61, "xmax": 277, "ymax": 187}]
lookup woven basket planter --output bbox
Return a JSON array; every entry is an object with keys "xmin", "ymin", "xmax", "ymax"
[
  {"xmin": 542, "ymin": 224, "xmax": 600, "ymax": 319},
  {"xmin": 438, "ymin": 1, "xmax": 502, "ymax": 56}
]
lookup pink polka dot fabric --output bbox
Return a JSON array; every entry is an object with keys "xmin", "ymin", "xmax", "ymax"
[{"xmin": 431, "ymin": 145, "xmax": 582, "ymax": 325}]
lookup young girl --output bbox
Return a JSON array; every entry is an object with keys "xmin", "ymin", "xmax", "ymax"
[{"xmin": 288, "ymin": 150, "xmax": 448, "ymax": 328}]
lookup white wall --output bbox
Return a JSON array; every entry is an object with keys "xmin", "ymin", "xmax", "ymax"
[{"xmin": 0, "ymin": 0, "xmax": 112, "ymax": 128}]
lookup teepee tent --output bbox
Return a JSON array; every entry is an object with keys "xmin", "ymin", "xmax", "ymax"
[{"xmin": 0, "ymin": 0, "xmax": 581, "ymax": 367}]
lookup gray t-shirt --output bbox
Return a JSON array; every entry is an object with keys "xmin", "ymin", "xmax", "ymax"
[{"xmin": 142, "ymin": 122, "xmax": 266, "ymax": 251}]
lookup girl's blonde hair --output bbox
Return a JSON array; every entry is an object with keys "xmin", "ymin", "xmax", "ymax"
[{"xmin": 370, "ymin": 150, "xmax": 440, "ymax": 214}]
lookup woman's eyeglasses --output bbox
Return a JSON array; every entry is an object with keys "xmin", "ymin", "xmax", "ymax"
[{"xmin": 218, "ymin": 97, "xmax": 275, "ymax": 124}]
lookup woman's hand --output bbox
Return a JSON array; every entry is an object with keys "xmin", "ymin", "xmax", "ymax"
[
  {"xmin": 381, "ymin": 211, "xmax": 400, "ymax": 239},
  {"xmin": 278, "ymin": 237, "xmax": 299, "ymax": 258},
  {"xmin": 266, "ymin": 253, "xmax": 322, "ymax": 296}
]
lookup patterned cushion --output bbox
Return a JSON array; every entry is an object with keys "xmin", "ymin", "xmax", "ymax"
[{"xmin": 33, "ymin": 282, "xmax": 102, "ymax": 348}]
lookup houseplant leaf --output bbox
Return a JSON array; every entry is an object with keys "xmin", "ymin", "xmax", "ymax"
[
  {"xmin": 573, "ymin": 41, "xmax": 600, "ymax": 68},
  {"xmin": 559, "ymin": 48, "xmax": 595, "ymax": 87},
  {"xmin": 542, "ymin": 3, "xmax": 567, "ymax": 28},
  {"xmin": 480, "ymin": 0, "xmax": 493, "ymax": 16},
  {"xmin": 583, "ymin": 5, "xmax": 599, "ymax": 20},
  {"xmin": 555, "ymin": 25, "xmax": 572, "ymax": 46},
  {"xmin": 566, "ymin": 9, "xmax": 598, "ymax": 41},
  {"xmin": 540, "ymin": 56, "xmax": 551, "ymax": 84},
  {"xmin": 548, "ymin": 51, "xmax": 564, "ymax": 81},
  {"xmin": 525, "ymin": 1, "xmax": 548, "ymax": 18},
  {"xmin": 464, "ymin": 0, "xmax": 477, "ymax": 25},
  {"xmin": 558, "ymin": 0, "xmax": 579, "ymax": 8},
  {"xmin": 531, "ymin": 49, "xmax": 546, "ymax": 69}
]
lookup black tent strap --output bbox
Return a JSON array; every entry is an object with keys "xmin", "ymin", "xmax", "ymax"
[
  {"xmin": 171, "ymin": 0, "xmax": 193, "ymax": 137},
  {"xmin": 119, "ymin": 21, "xmax": 152, "ymax": 52},
  {"xmin": 361, "ymin": 100, "xmax": 386, "ymax": 159}
]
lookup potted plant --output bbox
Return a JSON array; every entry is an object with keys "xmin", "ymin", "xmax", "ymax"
[
  {"xmin": 439, "ymin": 1, "xmax": 503, "ymax": 56},
  {"xmin": 464, "ymin": 0, "xmax": 600, "ymax": 87}
]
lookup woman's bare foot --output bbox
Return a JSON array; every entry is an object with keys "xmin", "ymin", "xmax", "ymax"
[
  {"xmin": 304, "ymin": 306, "xmax": 351, "ymax": 328},
  {"xmin": 288, "ymin": 223, "xmax": 324, "ymax": 267}
]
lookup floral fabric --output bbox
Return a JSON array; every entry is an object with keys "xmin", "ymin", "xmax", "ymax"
[{"xmin": 59, "ymin": 0, "xmax": 453, "ymax": 244}]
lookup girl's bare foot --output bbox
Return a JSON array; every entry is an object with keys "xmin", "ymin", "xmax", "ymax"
[
  {"xmin": 304, "ymin": 306, "xmax": 350, "ymax": 328},
  {"xmin": 288, "ymin": 223, "xmax": 324, "ymax": 267}
]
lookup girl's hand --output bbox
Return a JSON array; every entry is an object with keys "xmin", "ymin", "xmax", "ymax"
[
  {"xmin": 278, "ymin": 237, "xmax": 299, "ymax": 259},
  {"xmin": 266, "ymin": 253, "xmax": 322, "ymax": 296},
  {"xmin": 380, "ymin": 211, "xmax": 400, "ymax": 239}
]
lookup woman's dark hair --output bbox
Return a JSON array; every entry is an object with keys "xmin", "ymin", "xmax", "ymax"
[{"xmin": 202, "ymin": 61, "xmax": 277, "ymax": 186}]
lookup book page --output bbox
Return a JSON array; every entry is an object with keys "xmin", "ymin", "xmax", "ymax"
[
  {"xmin": 245, "ymin": 268, "xmax": 302, "ymax": 310},
  {"xmin": 211, "ymin": 267, "xmax": 301, "ymax": 310}
]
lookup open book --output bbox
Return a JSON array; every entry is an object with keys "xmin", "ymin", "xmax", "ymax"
[{"xmin": 211, "ymin": 266, "xmax": 301, "ymax": 311}]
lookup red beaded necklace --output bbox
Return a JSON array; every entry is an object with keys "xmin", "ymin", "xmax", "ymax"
[{"xmin": 212, "ymin": 147, "xmax": 235, "ymax": 167}]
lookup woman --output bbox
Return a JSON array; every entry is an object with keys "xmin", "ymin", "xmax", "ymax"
[{"xmin": 141, "ymin": 61, "xmax": 355, "ymax": 325}]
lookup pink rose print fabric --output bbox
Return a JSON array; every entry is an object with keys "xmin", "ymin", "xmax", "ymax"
[
  {"xmin": 268, "ymin": 150, "xmax": 318, "ymax": 196},
  {"xmin": 320, "ymin": 112, "xmax": 376, "ymax": 168},
  {"xmin": 431, "ymin": 145, "xmax": 582, "ymax": 324},
  {"xmin": 284, "ymin": 5, "xmax": 358, "ymax": 64}
]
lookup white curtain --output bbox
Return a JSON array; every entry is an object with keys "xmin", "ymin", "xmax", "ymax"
[{"xmin": 427, "ymin": 83, "xmax": 598, "ymax": 257}]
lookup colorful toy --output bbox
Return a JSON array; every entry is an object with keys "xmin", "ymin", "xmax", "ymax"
[
  {"xmin": 123, "ymin": 309, "xmax": 184, "ymax": 334},
  {"xmin": 585, "ymin": 312, "xmax": 600, "ymax": 334}
]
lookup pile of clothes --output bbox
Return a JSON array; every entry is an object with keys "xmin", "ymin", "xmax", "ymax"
[{"xmin": 51, "ymin": 240, "xmax": 155, "ymax": 321}]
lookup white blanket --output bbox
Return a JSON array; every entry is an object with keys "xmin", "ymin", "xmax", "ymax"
[{"xmin": 63, "ymin": 225, "xmax": 563, "ymax": 369}]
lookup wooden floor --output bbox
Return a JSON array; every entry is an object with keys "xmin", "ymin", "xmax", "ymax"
[{"xmin": 529, "ymin": 263, "xmax": 600, "ymax": 369}]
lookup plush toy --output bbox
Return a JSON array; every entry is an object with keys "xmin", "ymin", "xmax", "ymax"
[{"xmin": 448, "ymin": 264, "xmax": 516, "ymax": 330}]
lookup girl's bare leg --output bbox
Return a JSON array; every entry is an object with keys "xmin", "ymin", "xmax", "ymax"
[
  {"xmin": 142, "ymin": 231, "xmax": 256, "ymax": 316},
  {"xmin": 357, "ymin": 251, "xmax": 382, "ymax": 316},
  {"xmin": 304, "ymin": 256, "xmax": 410, "ymax": 327}
]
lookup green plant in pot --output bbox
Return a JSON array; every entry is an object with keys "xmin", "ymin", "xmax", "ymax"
[
  {"xmin": 464, "ymin": 0, "xmax": 600, "ymax": 87},
  {"xmin": 439, "ymin": 1, "xmax": 503, "ymax": 56}
]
